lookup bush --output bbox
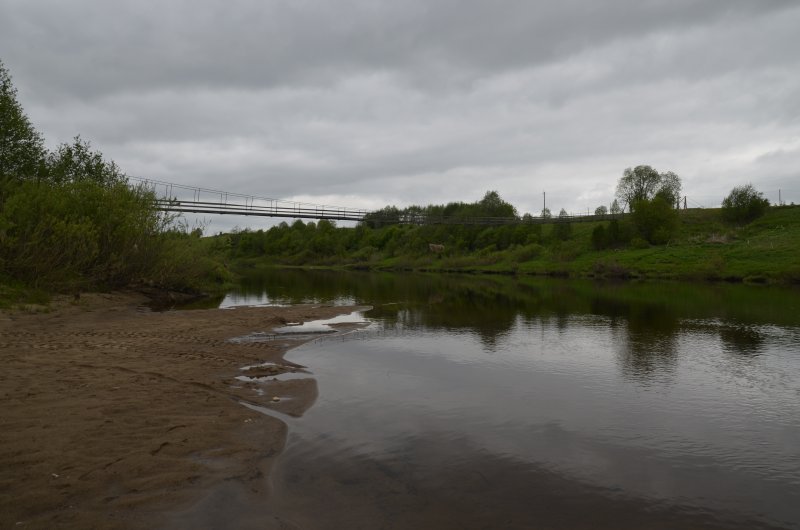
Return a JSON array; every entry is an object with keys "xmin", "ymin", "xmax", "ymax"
[
  {"xmin": 551, "ymin": 209, "xmax": 572, "ymax": 241},
  {"xmin": 722, "ymin": 184, "xmax": 770, "ymax": 224},
  {"xmin": 1, "ymin": 60, "xmax": 228, "ymax": 294},
  {"xmin": 511, "ymin": 243, "xmax": 544, "ymax": 262},
  {"xmin": 0, "ymin": 180, "xmax": 173, "ymax": 289},
  {"xmin": 607, "ymin": 219, "xmax": 632, "ymax": 247},
  {"xmin": 591, "ymin": 224, "xmax": 608, "ymax": 250},
  {"xmin": 630, "ymin": 196, "xmax": 678, "ymax": 244}
]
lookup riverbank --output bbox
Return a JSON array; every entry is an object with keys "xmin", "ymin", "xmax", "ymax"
[
  {"xmin": 0, "ymin": 292, "xmax": 356, "ymax": 529},
  {"xmin": 227, "ymin": 206, "xmax": 800, "ymax": 284}
]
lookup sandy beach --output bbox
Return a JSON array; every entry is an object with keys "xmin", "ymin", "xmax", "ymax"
[{"xmin": 0, "ymin": 292, "xmax": 356, "ymax": 529}]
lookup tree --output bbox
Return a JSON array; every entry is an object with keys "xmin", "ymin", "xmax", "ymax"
[
  {"xmin": 594, "ymin": 205, "xmax": 608, "ymax": 216},
  {"xmin": 541, "ymin": 207, "xmax": 552, "ymax": 219},
  {"xmin": 721, "ymin": 184, "xmax": 770, "ymax": 224},
  {"xmin": 615, "ymin": 165, "xmax": 681, "ymax": 211},
  {"xmin": 552, "ymin": 208, "xmax": 572, "ymax": 240},
  {"xmin": 0, "ymin": 60, "xmax": 46, "ymax": 184},
  {"xmin": 591, "ymin": 224, "xmax": 608, "ymax": 249},
  {"xmin": 478, "ymin": 190, "xmax": 516, "ymax": 218},
  {"xmin": 47, "ymin": 136, "xmax": 125, "ymax": 186},
  {"xmin": 630, "ymin": 196, "xmax": 678, "ymax": 245},
  {"xmin": 610, "ymin": 199, "xmax": 623, "ymax": 215},
  {"xmin": 656, "ymin": 171, "xmax": 682, "ymax": 207}
]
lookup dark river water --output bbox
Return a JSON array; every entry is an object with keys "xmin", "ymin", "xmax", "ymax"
[{"xmin": 211, "ymin": 269, "xmax": 800, "ymax": 529}]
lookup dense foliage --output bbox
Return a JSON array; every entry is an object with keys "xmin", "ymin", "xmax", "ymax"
[
  {"xmin": 721, "ymin": 184, "xmax": 770, "ymax": 225},
  {"xmin": 227, "ymin": 214, "xmax": 550, "ymax": 265},
  {"xmin": 615, "ymin": 165, "xmax": 682, "ymax": 211},
  {"xmin": 362, "ymin": 191, "xmax": 517, "ymax": 226},
  {"xmin": 0, "ymin": 60, "xmax": 228, "ymax": 293},
  {"xmin": 223, "ymin": 164, "xmax": 796, "ymax": 284}
]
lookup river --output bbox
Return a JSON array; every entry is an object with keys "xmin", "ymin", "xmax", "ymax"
[{"xmin": 211, "ymin": 269, "xmax": 800, "ymax": 529}]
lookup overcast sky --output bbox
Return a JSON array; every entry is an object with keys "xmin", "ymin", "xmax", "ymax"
[{"xmin": 2, "ymin": 0, "xmax": 799, "ymax": 231}]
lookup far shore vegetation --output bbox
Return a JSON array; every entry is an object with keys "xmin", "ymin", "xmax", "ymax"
[
  {"xmin": 2, "ymin": 58, "xmax": 798, "ymax": 309},
  {"xmin": 224, "ymin": 194, "xmax": 799, "ymax": 285}
]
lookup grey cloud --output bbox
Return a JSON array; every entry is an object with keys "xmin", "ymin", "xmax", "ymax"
[
  {"xmin": 2, "ymin": 0, "xmax": 799, "ymax": 232},
  {"xmin": 2, "ymin": 0, "xmax": 795, "ymax": 100}
]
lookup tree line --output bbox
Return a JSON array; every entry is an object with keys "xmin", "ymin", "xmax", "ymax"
[
  {"xmin": 226, "ymin": 165, "xmax": 774, "ymax": 265},
  {"xmin": 0, "ymin": 60, "xmax": 227, "ymax": 293}
]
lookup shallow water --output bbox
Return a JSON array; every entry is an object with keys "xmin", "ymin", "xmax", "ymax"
[{"xmin": 233, "ymin": 270, "xmax": 800, "ymax": 529}]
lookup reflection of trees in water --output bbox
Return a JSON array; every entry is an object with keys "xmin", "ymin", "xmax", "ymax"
[
  {"xmin": 718, "ymin": 325, "xmax": 764, "ymax": 357},
  {"xmin": 233, "ymin": 269, "xmax": 789, "ymax": 375},
  {"xmin": 591, "ymin": 295, "xmax": 680, "ymax": 384},
  {"xmin": 616, "ymin": 331, "xmax": 679, "ymax": 384},
  {"xmin": 242, "ymin": 268, "xmax": 529, "ymax": 342}
]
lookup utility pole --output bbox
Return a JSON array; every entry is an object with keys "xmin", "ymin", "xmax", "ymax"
[
  {"xmin": 779, "ymin": 189, "xmax": 782, "ymax": 205},
  {"xmin": 543, "ymin": 191, "xmax": 546, "ymax": 213}
]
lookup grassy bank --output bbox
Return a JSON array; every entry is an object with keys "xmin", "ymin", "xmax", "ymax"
[{"xmin": 226, "ymin": 205, "xmax": 800, "ymax": 284}]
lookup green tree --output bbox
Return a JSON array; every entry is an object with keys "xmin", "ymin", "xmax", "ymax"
[
  {"xmin": 607, "ymin": 219, "xmax": 630, "ymax": 247},
  {"xmin": 656, "ymin": 171, "xmax": 682, "ymax": 207},
  {"xmin": 0, "ymin": 60, "xmax": 47, "ymax": 187},
  {"xmin": 615, "ymin": 165, "xmax": 681, "ymax": 212},
  {"xmin": 630, "ymin": 196, "xmax": 678, "ymax": 245},
  {"xmin": 721, "ymin": 184, "xmax": 770, "ymax": 224},
  {"xmin": 591, "ymin": 224, "xmax": 608, "ymax": 249},
  {"xmin": 552, "ymin": 208, "xmax": 572, "ymax": 240},
  {"xmin": 594, "ymin": 205, "xmax": 608, "ymax": 216},
  {"xmin": 478, "ymin": 190, "xmax": 517, "ymax": 218},
  {"xmin": 610, "ymin": 199, "xmax": 623, "ymax": 215},
  {"xmin": 47, "ymin": 136, "xmax": 126, "ymax": 186}
]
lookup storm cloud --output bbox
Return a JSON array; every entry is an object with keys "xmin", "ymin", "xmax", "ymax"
[{"xmin": 2, "ymin": 0, "xmax": 799, "ymax": 230}]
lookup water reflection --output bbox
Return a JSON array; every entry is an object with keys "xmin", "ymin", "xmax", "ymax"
[
  {"xmin": 719, "ymin": 325, "xmax": 765, "ymax": 356},
  {"xmin": 215, "ymin": 269, "xmax": 800, "ymax": 385},
  {"xmin": 214, "ymin": 269, "xmax": 800, "ymax": 528}
]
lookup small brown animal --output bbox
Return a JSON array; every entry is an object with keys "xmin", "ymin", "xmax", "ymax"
[{"xmin": 428, "ymin": 243, "xmax": 445, "ymax": 253}]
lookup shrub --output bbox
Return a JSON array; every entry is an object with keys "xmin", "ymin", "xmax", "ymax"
[
  {"xmin": 630, "ymin": 196, "xmax": 678, "ymax": 244},
  {"xmin": 606, "ymin": 219, "xmax": 631, "ymax": 247},
  {"xmin": 511, "ymin": 243, "xmax": 543, "ymax": 262},
  {"xmin": 591, "ymin": 224, "xmax": 608, "ymax": 250},
  {"xmin": 551, "ymin": 209, "xmax": 572, "ymax": 241},
  {"xmin": 0, "ymin": 180, "xmax": 173, "ymax": 289},
  {"xmin": 722, "ymin": 184, "xmax": 770, "ymax": 224}
]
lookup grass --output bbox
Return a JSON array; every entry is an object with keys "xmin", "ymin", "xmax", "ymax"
[
  {"xmin": 0, "ymin": 278, "xmax": 51, "ymax": 310},
  {"xmin": 346, "ymin": 206, "xmax": 800, "ymax": 284}
]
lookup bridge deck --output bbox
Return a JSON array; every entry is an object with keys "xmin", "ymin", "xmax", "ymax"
[
  {"xmin": 139, "ymin": 177, "xmax": 623, "ymax": 226},
  {"xmin": 156, "ymin": 199, "xmax": 619, "ymax": 225}
]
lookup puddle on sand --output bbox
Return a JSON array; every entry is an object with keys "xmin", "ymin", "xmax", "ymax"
[
  {"xmin": 229, "ymin": 310, "xmax": 373, "ymax": 418},
  {"xmin": 272, "ymin": 311, "xmax": 370, "ymax": 334},
  {"xmin": 236, "ymin": 362, "xmax": 311, "ymax": 383},
  {"xmin": 227, "ymin": 310, "xmax": 372, "ymax": 344}
]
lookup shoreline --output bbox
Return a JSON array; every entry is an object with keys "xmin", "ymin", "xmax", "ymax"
[
  {"xmin": 0, "ymin": 291, "xmax": 359, "ymax": 529},
  {"xmin": 235, "ymin": 260, "xmax": 798, "ymax": 286}
]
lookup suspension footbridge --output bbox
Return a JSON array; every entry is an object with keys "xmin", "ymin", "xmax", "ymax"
[{"xmin": 131, "ymin": 177, "xmax": 633, "ymax": 226}]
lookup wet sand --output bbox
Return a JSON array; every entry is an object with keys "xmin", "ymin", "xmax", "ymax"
[{"xmin": 0, "ymin": 292, "xmax": 356, "ymax": 529}]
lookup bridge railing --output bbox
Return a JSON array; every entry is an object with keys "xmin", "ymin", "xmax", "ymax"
[
  {"xmin": 131, "ymin": 176, "xmax": 630, "ymax": 225},
  {"xmin": 156, "ymin": 199, "xmax": 369, "ymax": 221},
  {"xmin": 130, "ymin": 176, "xmax": 369, "ymax": 221}
]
